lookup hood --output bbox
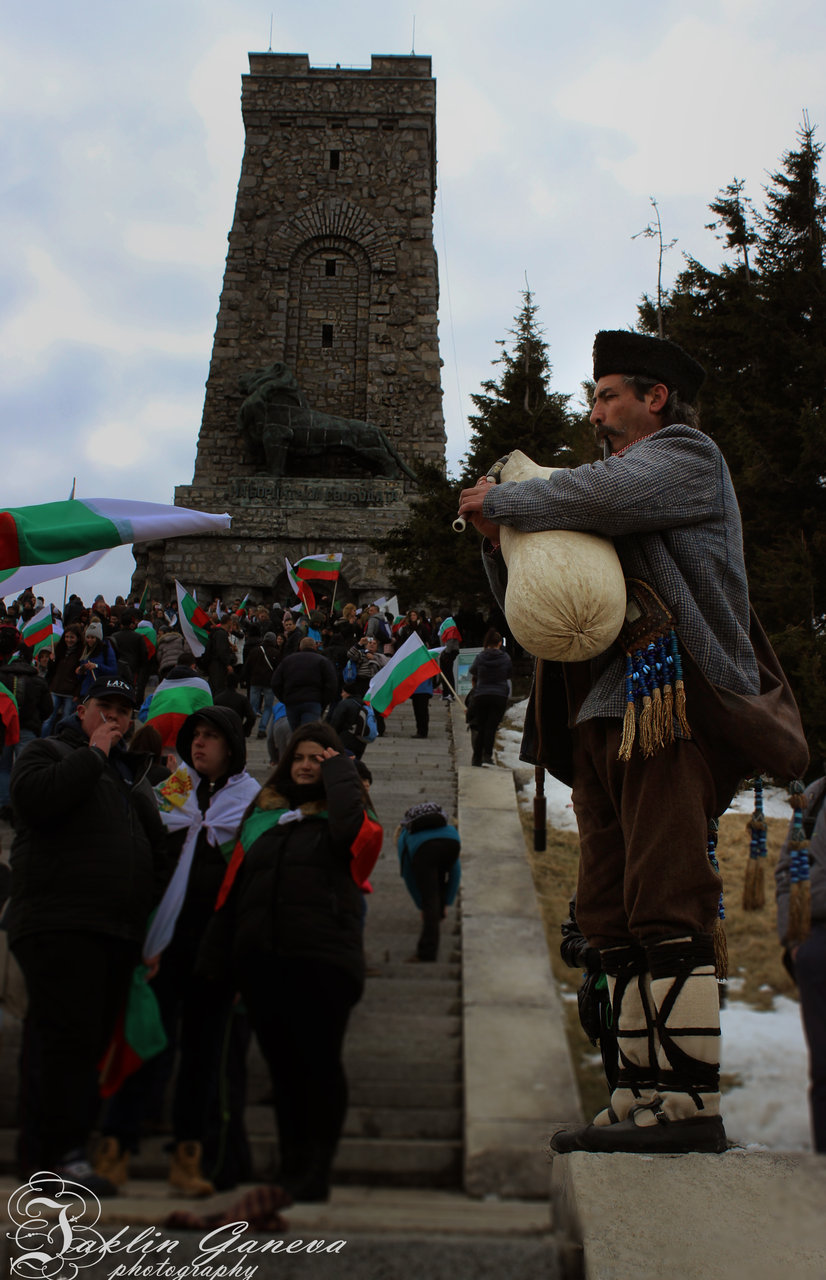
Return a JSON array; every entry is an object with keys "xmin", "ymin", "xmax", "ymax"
[{"xmin": 175, "ymin": 704, "xmax": 247, "ymax": 776}]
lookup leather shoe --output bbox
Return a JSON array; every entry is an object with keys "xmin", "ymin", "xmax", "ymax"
[{"xmin": 550, "ymin": 1113, "xmax": 727, "ymax": 1155}]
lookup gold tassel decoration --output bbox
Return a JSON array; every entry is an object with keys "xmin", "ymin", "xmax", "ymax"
[
  {"xmin": 743, "ymin": 779, "xmax": 768, "ymax": 911},
  {"xmin": 674, "ymin": 679, "xmax": 690, "ymax": 737},
  {"xmin": 662, "ymin": 682, "xmax": 675, "ymax": 745},
  {"xmin": 650, "ymin": 686, "xmax": 664, "ymax": 751},
  {"xmin": 618, "ymin": 701, "xmax": 636, "ymax": 762},
  {"xmin": 742, "ymin": 857, "xmax": 765, "ymax": 911},
  {"xmin": 639, "ymin": 694, "xmax": 654, "ymax": 757},
  {"xmin": 712, "ymin": 918, "xmax": 729, "ymax": 981}
]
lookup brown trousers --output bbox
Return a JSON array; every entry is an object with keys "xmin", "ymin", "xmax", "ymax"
[{"xmin": 571, "ymin": 720, "xmax": 723, "ymax": 950}]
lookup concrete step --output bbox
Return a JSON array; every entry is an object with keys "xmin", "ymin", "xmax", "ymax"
[
  {"xmin": 343, "ymin": 1056, "xmax": 461, "ymax": 1086},
  {"xmin": 362, "ymin": 962, "xmax": 461, "ymax": 982},
  {"xmin": 363, "ymin": 937, "xmax": 461, "ymax": 966},
  {"xmin": 334, "ymin": 1136, "xmax": 463, "ymax": 1187},
  {"xmin": 347, "ymin": 1080, "xmax": 462, "ymax": 1110},
  {"xmin": 352, "ymin": 980, "xmax": 461, "ymax": 1015},
  {"xmin": 61, "ymin": 1131, "xmax": 464, "ymax": 1189},
  {"xmin": 346, "ymin": 1013, "xmax": 461, "ymax": 1061},
  {"xmin": 240, "ymin": 1103, "xmax": 461, "ymax": 1142}
]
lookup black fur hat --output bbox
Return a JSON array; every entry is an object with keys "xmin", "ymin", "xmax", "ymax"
[{"xmin": 593, "ymin": 331, "xmax": 705, "ymax": 403}]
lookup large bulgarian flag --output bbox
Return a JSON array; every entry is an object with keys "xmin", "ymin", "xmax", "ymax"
[
  {"xmin": 21, "ymin": 605, "xmax": 54, "ymax": 656},
  {"xmin": 364, "ymin": 633, "xmax": 441, "ymax": 718},
  {"xmin": 175, "ymin": 581, "xmax": 211, "ymax": 657},
  {"xmin": 295, "ymin": 552, "xmax": 342, "ymax": 582},
  {"xmin": 285, "ymin": 558, "xmax": 315, "ymax": 612},
  {"xmin": 0, "ymin": 498, "xmax": 231, "ymax": 575},
  {"xmin": 146, "ymin": 673, "xmax": 213, "ymax": 748}
]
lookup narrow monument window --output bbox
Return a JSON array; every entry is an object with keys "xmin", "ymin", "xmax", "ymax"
[
  {"xmin": 322, "ymin": 324, "xmax": 334, "ymax": 348},
  {"xmin": 329, "ymin": 149, "xmax": 340, "ymax": 171},
  {"xmin": 325, "ymin": 259, "xmax": 337, "ymax": 277}
]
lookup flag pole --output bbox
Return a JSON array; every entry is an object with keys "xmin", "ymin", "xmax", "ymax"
[{"xmin": 437, "ymin": 667, "xmax": 467, "ymax": 712}]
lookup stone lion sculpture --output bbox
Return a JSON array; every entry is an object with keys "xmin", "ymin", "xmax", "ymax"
[{"xmin": 239, "ymin": 362, "xmax": 416, "ymax": 481}]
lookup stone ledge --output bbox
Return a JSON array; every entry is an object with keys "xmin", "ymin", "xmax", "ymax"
[{"xmin": 551, "ymin": 1149, "xmax": 826, "ymax": 1280}]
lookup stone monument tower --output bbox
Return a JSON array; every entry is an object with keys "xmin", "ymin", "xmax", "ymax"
[{"xmin": 135, "ymin": 52, "xmax": 444, "ymax": 606}]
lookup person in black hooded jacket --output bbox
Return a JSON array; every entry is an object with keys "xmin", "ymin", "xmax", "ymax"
[
  {"xmin": 94, "ymin": 705, "xmax": 260, "ymax": 1197},
  {"xmin": 199, "ymin": 721, "xmax": 382, "ymax": 1202},
  {"xmin": 8, "ymin": 676, "xmax": 168, "ymax": 1193}
]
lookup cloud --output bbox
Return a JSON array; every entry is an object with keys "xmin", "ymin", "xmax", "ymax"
[
  {"xmin": 554, "ymin": 12, "xmax": 822, "ymax": 196},
  {"xmin": 83, "ymin": 394, "xmax": 200, "ymax": 472},
  {"xmin": 0, "ymin": 247, "xmax": 211, "ymax": 381}
]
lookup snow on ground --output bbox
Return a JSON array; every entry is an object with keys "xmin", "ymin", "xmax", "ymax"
[{"xmin": 494, "ymin": 699, "xmax": 814, "ymax": 1151}]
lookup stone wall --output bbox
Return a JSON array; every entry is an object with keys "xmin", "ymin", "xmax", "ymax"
[{"xmin": 134, "ymin": 53, "xmax": 444, "ymax": 604}]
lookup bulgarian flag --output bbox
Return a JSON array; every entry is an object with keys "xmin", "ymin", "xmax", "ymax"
[
  {"xmin": 146, "ymin": 673, "xmax": 213, "ymax": 748},
  {"xmin": 138, "ymin": 582, "xmax": 151, "ymax": 615},
  {"xmin": 0, "ymin": 498, "xmax": 231, "ymax": 573},
  {"xmin": 295, "ymin": 552, "xmax": 342, "ymax": 582},
  {"xmin": 364, "ymin": 633, "xmax": 441, "ymax": 718},
  {"xmin": 439, "ymin": 616, "xmax": 462, "ymax": 644},
  {"xmin": 391, "ymin": 615, "xmax": 406, "ymax": 636},
  {"xmin": 98, "ymin": 965, "xmax": 167, "ymax": 1098},
  {"xmin": 285, "ymin": 558, "xmax": 315, "ymax": 612},
  {"xmin": 175, "ymin": 581, "xmax": 211, "ymax": 657},
  {"xmin": 234, "ymin": 592, "xmax": 251, "ymax": 618},
  {"xmin": 215, "ymin": 803, "xmax": 382, "ymax": 911},
  {"xmin": 21, "ymin": 605, "xmax": 54, "ymax": 656},
  {"xmin": 136, "ymin": 619, "xmax": 157, "ymax": 659},
  {"xmin": 0, "ymin": 683, "xmax": 20, "ymax": 747}
]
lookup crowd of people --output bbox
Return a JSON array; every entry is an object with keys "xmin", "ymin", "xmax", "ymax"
[{"xmin": 0, "ymin": 583, "xmax": 482, "ymax": 1202}]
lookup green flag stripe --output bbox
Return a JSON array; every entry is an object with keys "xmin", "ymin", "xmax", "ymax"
[
  {"xmin": 3, "ymin": 501, "xmax": 119, "ymax": 568},
  {"xmin": 147, "ymin": 687, "xmax": 212, "ymax": 718}
]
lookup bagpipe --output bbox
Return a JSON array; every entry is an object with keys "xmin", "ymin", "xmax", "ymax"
[{"xmin": 455, "ymin": 449, "xmax": 626, "ymax": 664}]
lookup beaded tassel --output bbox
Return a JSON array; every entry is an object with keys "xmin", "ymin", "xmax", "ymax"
[
  {"xmin": 617, "ymin": 630, "xmax": 690, "ymax": 762},
  {"xmin": 707, "ymin": 818, "xmax": 728, "ymax": 979},
  {"xmin": 743, "ymin": 777, "xmax": 768, "ymax": 910},
  {"xmin": 787, "ymin": 781, "xmax": 812, "ymax": 946},
  {"xmin": 668, "ymin": 631, "xmax": 690, "ymax": 736},
  {"xmin": 619, "ymin": 654, "xmax": 637, "ymax": 761},
  {"xmin": 657, "ymin": 635, "xmax": 675, "ymax": 746}
]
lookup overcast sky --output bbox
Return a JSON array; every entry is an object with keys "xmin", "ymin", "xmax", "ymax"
[{"xmin": 3, "ymin": 0, "xmax": 825, "ymax": 605}]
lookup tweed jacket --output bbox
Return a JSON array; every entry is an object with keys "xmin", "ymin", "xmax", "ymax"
[{"xmin": 482, "ymin": 424, "xmax": 760, "ymax": 724}]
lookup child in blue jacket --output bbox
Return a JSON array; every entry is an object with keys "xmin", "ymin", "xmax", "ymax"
[{"xmin": 397, "ymin": 802, "xmax": 460, "ymax": 962}]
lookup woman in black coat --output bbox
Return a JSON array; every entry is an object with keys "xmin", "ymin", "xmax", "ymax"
[
  {"xmin": 468, "ymin": 629, "xmax": 513, "ymax": 767},
  {"xmin": 202, "ymin": 722, "xmax": 382, "ymax": 1202}
]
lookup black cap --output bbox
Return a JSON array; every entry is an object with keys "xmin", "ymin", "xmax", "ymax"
[
  {"xmin": 593, "ymin": 330, "xmax": 705, "ymax": 404},
  {"xmin": 84, "ymin": 677, "xmax": 138, "ymax": 706}
]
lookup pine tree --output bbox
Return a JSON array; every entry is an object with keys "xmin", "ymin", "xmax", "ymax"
[
  {"xmin": 370, "ymin": 462, "xmax": 490, "ymax": 610},
  {"xmin": 638, "ymin": 120, "xmax": 826, "ymax": 764},
  {"xmin": 461, "ymin": 288, "xmax": 595, "ymax": 481},
  {"xmin": 373, "ymin": 288, "xmax": 595, "ymax": 613}
]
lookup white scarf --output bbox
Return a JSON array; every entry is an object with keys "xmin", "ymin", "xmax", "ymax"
[{"xmin": 143, "ymin": 765, "xmax": 260, "ymax": 961}]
